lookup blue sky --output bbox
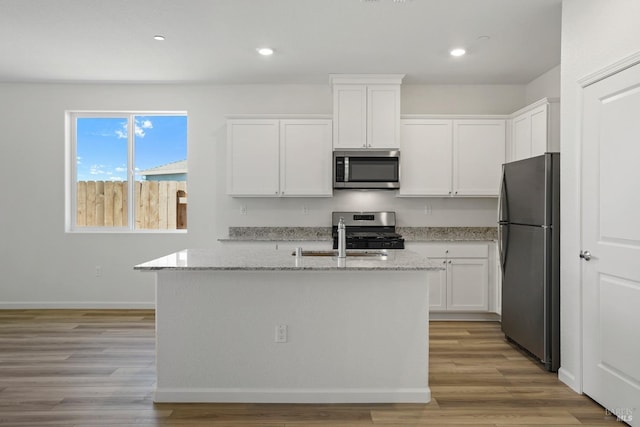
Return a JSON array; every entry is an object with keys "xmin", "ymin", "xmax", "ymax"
[{"xmin": 76, "ymin": 115, "xmax": 187, "ymax": 181}]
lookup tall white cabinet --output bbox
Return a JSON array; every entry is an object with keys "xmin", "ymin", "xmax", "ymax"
[
  {"xmin": 330, "ymin": 74, "xmax": 404, "ymax": 149},
  {"xmin": 508, "ymin": 98, "xmax": 560, "ymax": 162},
  {"xmin": 227, "ymin": 117, "xmax": 333, "ymax": 197},
  {"xmin": 399, "ymin": 118, "xmax": 506, "ymax": 197}
]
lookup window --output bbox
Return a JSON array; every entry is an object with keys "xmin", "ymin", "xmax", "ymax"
[{"xmin": 67, "ymin": 112, "xmax": 188, "ymax": 232}]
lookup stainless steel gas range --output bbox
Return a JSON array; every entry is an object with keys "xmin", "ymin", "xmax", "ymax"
[{"xmin": 331, "ymin": 211, "xmax": 405, "ymax": 250}]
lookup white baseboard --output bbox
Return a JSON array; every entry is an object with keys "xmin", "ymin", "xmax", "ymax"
[
  {"xmin": 0, "ymin": 302, "xmax": 155, "ymax": 309},
  {"xmin": 558, "ymin": 367, "xmax": 581, "ymax": 394},
  {"xmin": 430, "ymin": 312, "xmax": 501, "ymax": 321},
  {"xmin": 154, "ymin": 387, "xmax": 431, "ymax": 404}
]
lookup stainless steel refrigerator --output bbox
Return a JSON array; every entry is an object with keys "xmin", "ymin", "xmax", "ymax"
[{"xmin": 499, "ymin": 153, "xmax": 560, "ymax": 372}]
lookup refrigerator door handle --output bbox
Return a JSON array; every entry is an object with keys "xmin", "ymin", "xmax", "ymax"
[
  {"xmin": 498, "ymin": 166, "xmax": 508, "ymax": 223},
  {"xmin": 498, "ymin": 166, "xmax": 508, "ymax": 274},
  {"xmin": 498, "ymin": 224, "xmax": 503, "ymax": 272},
  {"xmin": 498, "ymin": 223, "xmax": 509, "ymax": 274}
]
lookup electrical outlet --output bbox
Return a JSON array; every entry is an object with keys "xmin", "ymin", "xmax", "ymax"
[
  {"xmin": 275, "ymin": 325, "xmax": 288, "ymax": 343},
  {"xmin": 95, "ymin": 266, "xmax": 102, "ymax": 277},
  {"xmin": 240, "ymin": 205, "xmax": 247, "ymax": 215},
  {"xmin": 302, "ymin": 205, "xmax": 309, "ymax": 215},
  {"xmin": 424, "ymin": 204, "xmax": 432, "ymax": 215}
]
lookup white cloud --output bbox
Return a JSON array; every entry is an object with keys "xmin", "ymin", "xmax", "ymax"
[
  {"xmin": 92, "ymin": 131, "xmax": 116, "ymax": 137},
  {"xmin": 135, "ymin": 127, "xmax": 145, "ymax": 138},
  {"xmin": 90, "ymin": 164, "xmax": 107, "ymax": 175},
  {"xmin": 115, "ymin": 122, "xmax": 127, "ymax": 139},
  {"xmin": 114, "ymin": 166, "xmax": 127, "ymax": 172},
  {"xmin": 112, "ymin": 118, "xmax": 153, "ymax": 139},
  {"xmin": 134, "ymin": 118, "xmax": 153, "ymax": 138}
]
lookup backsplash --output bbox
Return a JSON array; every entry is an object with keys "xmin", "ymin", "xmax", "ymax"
[{"xmin": 225, "ymin": 226, "xmax": 497, "ymax": 241}]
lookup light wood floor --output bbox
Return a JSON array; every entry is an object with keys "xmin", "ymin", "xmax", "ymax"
[{"xmin": 0, "ymin": 310, "xmax": 619, "ymax": 426}]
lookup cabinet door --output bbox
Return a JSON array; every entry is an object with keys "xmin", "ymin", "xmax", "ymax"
[
  {"xmin": 453, "ymin": 120, "xmax": 505, "ymax": 196},
  {"xmin": 399, "ymin": 119, "xmax": 452, "ymax": 196},
  {"xmin": 447, "ymin": 258, "xmax": 489, "ymax": 311},
  {"xmin": 428, "ymin": 259, "xmax": 448, "ymax": 311},
  {"xmin": 367, "ymin": 85, "xmax": 400, "ymax": 149},
  {"xmin": 511, "ymin": 113, "xmax": 532, "ymax": 161},
  {"xmin": 227, "ymin": 120, "xmax": 280, "ymax": 196},
  {"xmin": 333, "ymin": 84, "xmax": 367, "ymax": 149},
  {"xmin": 529, "ymin": 104, "xmax": 549, "ymax": 157},
  {"xmin": 280, "ymin": 120, "xmax": 333, "ymax": 197}
]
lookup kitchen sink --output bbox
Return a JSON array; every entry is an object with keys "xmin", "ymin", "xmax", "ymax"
[{"xmin": 291, "ymin": 250, "xmax": 389, "ymax": 258}]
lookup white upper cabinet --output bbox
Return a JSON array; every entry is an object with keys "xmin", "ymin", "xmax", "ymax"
[
  {"xmin": 366, "ymin": 85, "xmax": 401, "ymax": 149},
  {"xmin": 331, "ymin": 75, "xmax": 404, "ymax": 149},
  {"xmin": 512, "ymin": 112, "xmax": 532, "ymax": 161},
  {"xmin": 332, "ymin": 84, "xmax": 367, "ymax": 149},
  {"xmin": 399, "ymin": 119, "xmax": 452, "ymax": 196},
  {"xmin": 227, "ymin": 119, "xmax": 280, "ymax": 196},
  {"xmin": 227, "ymin": 118, "xmax": 333, "ymax": 197},
  {"xmin": 453, "ymin": 119, "xmax": 506, "ymax": 196},
  {"xmin": 508, "ymin": 98, "xmax": 560, "ymax": 162},
  {"xmin": 280, "ymin": 119, "xmax": 333, "ymax": 197},
  {"xmin": 399, "ymin": 118, "xmax": 505, "ymax": 197}
]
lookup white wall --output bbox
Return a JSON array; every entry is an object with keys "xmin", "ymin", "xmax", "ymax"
[
  {"xmin": 402, "ymin": 84, "xmax": 525, "ymax": 114},
  {"xmin": 525, "ymin": 65, "xmax": 560, "ymax": 104},
  {"xmin": 560, "ymin": 0, "xmax": 640, "ymax": 392},
  {"xmin": 0, "ymin": 82, "xmax": 524, "ymax": 307}
]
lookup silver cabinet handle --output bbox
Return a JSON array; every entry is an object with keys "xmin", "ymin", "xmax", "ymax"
[{"xmin": 579, "ymin": 250, "xmax": 592, "ymax": 261}]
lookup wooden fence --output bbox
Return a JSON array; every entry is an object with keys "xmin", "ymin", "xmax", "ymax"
[{"xmin": 77, "ymin": 181, "xmax": 187, "ymax": 229}]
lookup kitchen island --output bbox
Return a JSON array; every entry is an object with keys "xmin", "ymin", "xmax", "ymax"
[{"xmin": 135, "ymin": 247, "xmax": 441, "ymax": 404}]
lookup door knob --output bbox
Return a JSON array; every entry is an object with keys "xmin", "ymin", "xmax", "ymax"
[{"xmin": 579, "ymin": 250, "xmax": 592, "ymax": 261}]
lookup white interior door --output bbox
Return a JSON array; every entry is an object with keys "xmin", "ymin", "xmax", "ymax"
[{"xmin": 582, "ymin": 61, "xmax": 640, "ymax": 426}]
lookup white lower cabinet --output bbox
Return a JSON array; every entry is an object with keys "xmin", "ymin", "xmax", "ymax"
[
  {"xmin": 408, "ymin": 242, "xmax": 492, "ymax": 313},
  {"xmin": 427, "ymin": 261, "xmax": 448, "ymax": 311}
]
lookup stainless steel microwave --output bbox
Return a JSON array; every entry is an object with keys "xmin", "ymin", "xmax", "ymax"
[{"xmin": 333, "ymin": 150, "xmax": 400, "ymax": 189}]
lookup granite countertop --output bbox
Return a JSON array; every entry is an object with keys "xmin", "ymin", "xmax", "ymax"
[
  {"xmin": 221, "ymin": 226, "xmax": 497, "ymax": 242},
  {"xmin": 223, "ymin": 227, "xmax": 333, "ymax": 241},
  {"xmin": 398, "ymin": 227, "xmax": 497, "ymax": 241},
  {"xmin": 134, "ymin": 247, "xmax": 442, "ymax": 272}
]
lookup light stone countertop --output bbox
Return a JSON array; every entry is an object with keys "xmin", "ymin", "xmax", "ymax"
[{"xmin": 134, "ymin": 247, "xmax": 442, "ymax": 271}]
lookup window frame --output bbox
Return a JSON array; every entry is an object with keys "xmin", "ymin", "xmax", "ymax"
[{"xmin": 65, "ymin": 110, "xmax": 188, "ymax": 233}]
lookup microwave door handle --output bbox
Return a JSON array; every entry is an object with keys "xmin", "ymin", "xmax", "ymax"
[{"xmin": 344, "ymin": 157, "xmax": 349, "ymax": 182}]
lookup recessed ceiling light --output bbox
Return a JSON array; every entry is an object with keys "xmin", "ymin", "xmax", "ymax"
[
  {"xmin": 257, "ymin": 47, "xmax": 274, "ymax": 56},
  {"xmin": 153, "ymin": 35, "xmax": 165, "ymax": 41},
  {"xmin": 450, "ymin": 48, "xmax": 466, "ymax": 57}
]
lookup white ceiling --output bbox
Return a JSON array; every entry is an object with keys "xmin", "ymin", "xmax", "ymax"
[{"xmin": 0, "ymin": 0, "xmax": 562, "ymax": 85}]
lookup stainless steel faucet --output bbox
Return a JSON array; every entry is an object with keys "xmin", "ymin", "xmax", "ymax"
[{"xmin": 337, "ymin": 217, "xmax": 346, "ymax": 258}]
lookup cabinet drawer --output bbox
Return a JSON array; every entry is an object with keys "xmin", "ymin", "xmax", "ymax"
[
  {"xmin": 408, "ymin": 243, "xmax": 488, "ymax": 258},
  {"xmin": 446, "ymin": 244, "xmax": 488, "ymax": 258}
]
